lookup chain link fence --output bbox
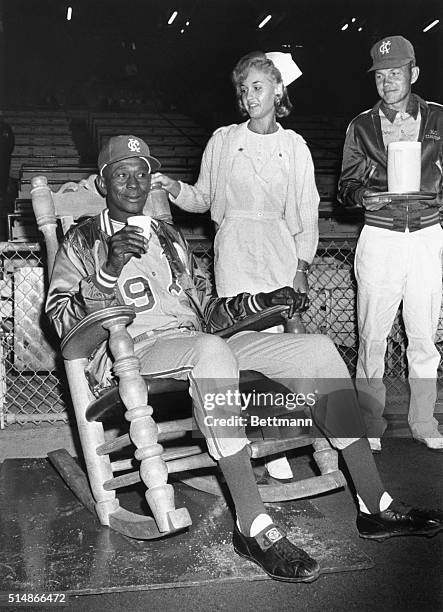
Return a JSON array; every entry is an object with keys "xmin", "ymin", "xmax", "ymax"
[
  {"xmin": 0, "ymin": 243, "xmax": 68, "ymax": 427},
  {"xmin": 0, "ymin": 237, "xmax": 441, "ymax": 428}
]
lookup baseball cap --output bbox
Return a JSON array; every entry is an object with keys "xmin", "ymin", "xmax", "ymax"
[
  {"xmin": 98, "ymin": 135, "xmax": 161, "ymax": 175},
  {"xmin": 368, "ymin": 36, "xmax": 415, "ymax": 71}
]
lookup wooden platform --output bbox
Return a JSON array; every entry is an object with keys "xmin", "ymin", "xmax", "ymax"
[{"xmin": 0, "ymin": 458, "xmax": 373, "ymax": 595}]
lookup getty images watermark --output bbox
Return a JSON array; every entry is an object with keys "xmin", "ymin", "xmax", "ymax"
[{"xmin": 202, "ymin": 389, "xmax": 315, "ymax": 429}]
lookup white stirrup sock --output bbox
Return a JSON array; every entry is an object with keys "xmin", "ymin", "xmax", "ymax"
[
  {"xmin": 249, "ymin": 514, "xmax": 274, "ymax": 537},
  {"xmin": 236, "ymin": 513, "xmax": 273, "ymax": 537},
  {"xmin": 358, "ymin": 491, "xmax": 393, "ymax": 514}
]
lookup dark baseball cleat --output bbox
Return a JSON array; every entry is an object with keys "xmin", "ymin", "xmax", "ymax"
[
  {"xmin": 233, "ymin": 524, "xmax": 320, "ymax": 583},
  {"xmin": 357, "ymin": 501, "xmax": 443, "ymax": 541}
]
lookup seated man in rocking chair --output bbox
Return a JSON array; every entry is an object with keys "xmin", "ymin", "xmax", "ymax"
[{"xmin": 46, "ymin": 135, "xmax": 443, "ymax": 584}]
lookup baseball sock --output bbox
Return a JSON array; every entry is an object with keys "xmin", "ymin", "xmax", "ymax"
[
  {"xmin": 340, "ymin": 438, "xmax": 391, "ymax": 514},
  {"xmin": 218, "ymin": 446, "xmax": 271, "ymax": 536}
]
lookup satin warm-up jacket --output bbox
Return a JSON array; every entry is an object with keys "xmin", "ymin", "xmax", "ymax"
[{"xmin": 46, "ymin": 213, "xmax": 272, "ymax": 393}]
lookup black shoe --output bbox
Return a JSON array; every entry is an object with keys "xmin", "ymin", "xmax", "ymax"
[
  {"xmin": 357, "ymin": 501, "xmax": 443, "ymax": 541},
  {"xmin": 233, "ymin": 523, "xmax": 320, "ymax": 583}
]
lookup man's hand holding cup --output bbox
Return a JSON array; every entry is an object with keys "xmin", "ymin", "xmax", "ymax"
[{"xmin": 103, "ymin": 216, "xmax": 152, "ymax": 278}]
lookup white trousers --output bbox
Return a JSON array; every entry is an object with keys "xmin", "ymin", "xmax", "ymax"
[{"xmin": 355, "ymin": 224, "xmax": 443, "ymax": 437}]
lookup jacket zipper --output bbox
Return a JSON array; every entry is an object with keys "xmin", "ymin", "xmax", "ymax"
[
  {"xmin": 367, "ymin": 164, "xmax": 376, "ymax": 182},
  {"xmin": 362, "ymin": 162, "xmax": 377, "ymax": 186}
]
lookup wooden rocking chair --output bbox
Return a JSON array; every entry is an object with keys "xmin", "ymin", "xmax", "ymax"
[{"xmin": 31, "ymin": 174, "xmax": 346, "ymax": 540}]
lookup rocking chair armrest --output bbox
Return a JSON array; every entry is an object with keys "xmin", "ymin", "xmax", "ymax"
[
  {"xmin": 61, "ymin": 306, "xmax": 135, "ymax": 360},
  {"xmin": 214, "ymin": 305, "xmax": 289, "ymax": 339},
  {"xmin": 60, "ymin": 303, "xmax": 288, "ymax": 358}
]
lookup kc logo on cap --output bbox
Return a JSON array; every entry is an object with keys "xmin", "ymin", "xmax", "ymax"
[
  {"xmin": 368, "ymin": 35, "xmax": 415, "ymax": 72},
  {"xmin": 379, "ymin": 40, "xmax": 392, "ymax": 55},
  {"xmin": 98, "ymin": 135, "xmax": 161, "ymax": 175},
  {"xmin": 127, "ymin": 137, "xmax": 142, "ymax": 153}
]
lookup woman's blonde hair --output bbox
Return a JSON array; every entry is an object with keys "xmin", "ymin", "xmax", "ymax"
[{"xmin": 231, "ymin": 51, "xmax": 293, "ymax": 118}]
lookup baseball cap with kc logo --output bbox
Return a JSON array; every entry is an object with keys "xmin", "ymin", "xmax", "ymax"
[
  {"xmin": 98, "ymin": 135, "xmax": 161, "ymax": 175},
  {"xmin": 368, "ymin": 35, "xmax": 415, "ymax": 71}
]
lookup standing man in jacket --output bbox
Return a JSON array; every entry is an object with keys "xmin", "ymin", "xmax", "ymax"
[{"xmin": 338, "ymin": 36, "xmax": 443, "ymax": 452}]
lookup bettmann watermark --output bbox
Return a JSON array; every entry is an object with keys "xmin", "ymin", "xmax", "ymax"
[{"xmin": 203, "ymin": 414, "xmax": 313, "ymax": 428}]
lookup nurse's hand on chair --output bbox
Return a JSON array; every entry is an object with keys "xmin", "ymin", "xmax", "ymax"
[{"xmin": 257, "ymin": 287, "xmax": 309, "ymax": 318}]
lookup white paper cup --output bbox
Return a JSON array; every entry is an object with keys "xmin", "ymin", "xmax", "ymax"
[
  {"xmin": 387, "ymin": 141, "xmax": 421, "ymax": 193},
  {"xmin": 126, "ymin": 215, "xmax": 152, "ymax": 239}
]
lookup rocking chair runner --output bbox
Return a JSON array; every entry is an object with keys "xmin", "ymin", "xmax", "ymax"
[{"xmin": 31, "ymin": 175, "xmax": 346, "ymax": 540}]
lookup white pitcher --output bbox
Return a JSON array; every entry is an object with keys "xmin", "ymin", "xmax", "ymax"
[{"xmin": 387, "ymin": 141, "xmax": 421, "ymax": 193}]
